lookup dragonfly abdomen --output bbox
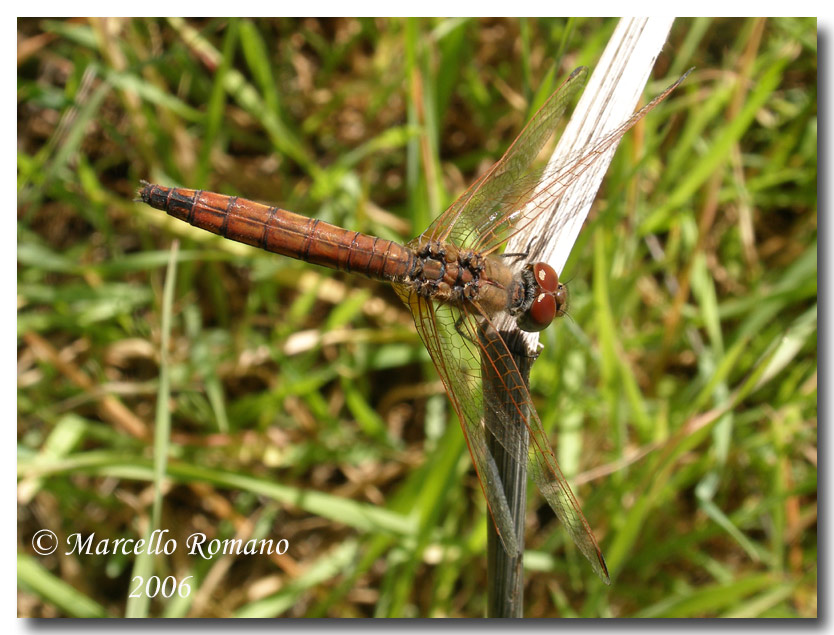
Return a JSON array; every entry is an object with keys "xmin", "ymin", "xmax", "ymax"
[{"xmin": 139, "ymin": 183, "xmax": 415, "ymax": 282}]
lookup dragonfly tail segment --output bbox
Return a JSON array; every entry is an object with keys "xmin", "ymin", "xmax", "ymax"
[{"xmin": 138, "ymin": 182, "xmax": 417, "ymax": 283}]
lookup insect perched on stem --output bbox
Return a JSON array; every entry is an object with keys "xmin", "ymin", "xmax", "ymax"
[{"xmin": 140, "ymin": 66, "xmax": 691, "ymax": 584}]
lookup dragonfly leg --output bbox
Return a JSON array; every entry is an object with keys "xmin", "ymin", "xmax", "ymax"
[
  {"xmin": 453, "ymin": 311, "xmax": 480, "ymax": 345},
  {"xmin": 500, "ymin": 239, "xmax": 535, "ymax": 263}
]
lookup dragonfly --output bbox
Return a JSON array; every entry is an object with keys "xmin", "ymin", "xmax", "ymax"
[{"xmin": 140, "ymin": 66, "xmax": 690, "ymax": 584}]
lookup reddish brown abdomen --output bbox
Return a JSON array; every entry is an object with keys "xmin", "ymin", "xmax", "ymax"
[{"xmin": 140, "ymin": 184, "xmax": 414, "ymax": 282}]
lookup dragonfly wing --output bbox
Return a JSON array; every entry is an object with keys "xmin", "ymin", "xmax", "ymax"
[
  {"xmin": 471, "ymin": 314, "xmax": 611, "ymax": 584},
  {"xmin": 474, "ymin": 67, "xmax": 694, "ymax": 257},
  {"xmin": 393, "ymin": 283, "xmax": 521, "ymax": 557},
  {"xmin": 524, "ymin": 403, "xmax": 611, "ymax": 584},
  {"xmin": 395, "ymin": 283, "xmax": 608, "ymax": 582},
  {"xmin": 418, "ymin": 67, "xmax": 690, "ymax": 257},
  {"xmin": 416, "ymin": 67, "xmax": 589, "ymax": 251}
]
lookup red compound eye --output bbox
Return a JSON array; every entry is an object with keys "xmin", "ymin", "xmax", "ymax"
[
  {"xmin": 532, "ymin": 262, "xmax": 559, "ymax": 293},
  {"xmin": 519, "ymin": 292, "xmax": 556, "ymax": 332},
  {"xmin": 517, "ymin": 262, "xmax": 566, "ymax": 332}
]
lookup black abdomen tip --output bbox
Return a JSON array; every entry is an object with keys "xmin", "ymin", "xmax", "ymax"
[{"xmin": 137, "ymin": 182, "xmax": 171, "ymax": 211}]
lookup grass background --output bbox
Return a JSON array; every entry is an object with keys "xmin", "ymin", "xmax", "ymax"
[{"xmin": 17, "ymin": 17, "xmax": 817, "ymax": 618}]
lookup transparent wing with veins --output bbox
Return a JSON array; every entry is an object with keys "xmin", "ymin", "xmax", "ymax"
[
  {"xmin": 417, "ymin": 67, "xmax": 588, "ymax": 252},
  {"xmin": 393, "ymin": 283, "xmax": 521, "ymax": 558},
  {"xmin": 418, "ymin": 67, "xmax": 691, "ymax": 258},
  {"xmin": 394, "ymin": 282, "xmax": 610, "ymax": 583},
  {"xmin": 478, "ymin": 317, "xmax": 610, "ymax": 584}
]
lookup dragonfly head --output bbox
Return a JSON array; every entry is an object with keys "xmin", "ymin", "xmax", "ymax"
[{"xmin": 516, "ymin": 262, "xmax": 567, "ymax": 332}]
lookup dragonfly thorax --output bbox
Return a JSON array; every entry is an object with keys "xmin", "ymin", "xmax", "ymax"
[
  {"xmin": 407, "ymin": 241, "xmax": 522, "ymax": 314},
  {"xmin": 407, "ymin": 242, "xmax": 565, "ymax": 332}
]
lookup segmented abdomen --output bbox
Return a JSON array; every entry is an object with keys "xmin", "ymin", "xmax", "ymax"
[{"xmin": 140, "ymin": 183, "xmax": 415, "ymax": 282}]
